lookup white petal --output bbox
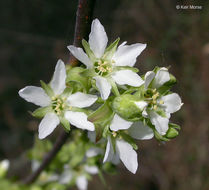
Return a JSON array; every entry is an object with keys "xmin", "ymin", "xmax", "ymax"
[
  {"xmin": 65, "ymin": 111, "xmax": 94, "ymax": 131},
  {"xmin": 38, "ymin": 113, "xmax": 60, "ymax": 139},
  {"xmin": 84, "ymin": 165, "xmax": 98, "ymax": 175},
  {"xmin": 112, "ymin": 70, "xmax": 144, "ymax": 87},
  {"xmin": 67, "ymin": 46, "xmax": 93, "ymax": 68},
  {"xmin": 128, "ymin": 121, "xmax": 154, "ymax": 140},
  {"xmin": 134, "ymin": 101, "xmax": 148, "ymax": 111},
  {"xmin": 103, "ymin": 136, "xmax": 114, "ymax": 163},
  {"xmin": 76, "ymin": 175, "xmax": 88, "ymax": 190},
  {"xmin": 152, "ymin": 67, "xmax": 170, "ymax": 89},
  {"xmin": 160, "ymin": 93, "xmax": 183, "ymax": 113},
  {"xmin": 144, "ymin": 71, "xmax": 155, "ymax": 89},
  {"xmin": 0, "ymin": 160, "xmax": 9, "ymax": 171},
  {"xmin": 110, "ymin": 114, "xmax": 133, "ymax": 131},
  {"xmin": 89, "ymin": 19, "xmax": 108, "ymax": 58},
  {"xmin": 111, "ymin": 153, "xmax": 120, "ymax": 165},
  {"xmin": 50, "ymin": 59, "xmax": 66, "ymax": 95},
  {"xmin": 59, "ymin": 170, "xmax": 73, "ymax": 184},
  {"xmin": 86, "ymin": 147, "xmax": 103, "ymax": 158},
  {"xmin": 67, "ymin": 92, "xmax": 97, "ymax": 108},
  {"xmin": 18, "ymin": 86, "xmax": 51, "ymax": 107},
  {"xmin": 116, "ymin": 140, "xmax": 138, "ymax": 174},
  {"xmin": 142, "ymin": 109, "xmax": 148, "ymax": 118},
  {"xmin": 93, "ymin": 76, "xmax": 111, "ymax": 100},
  {"xmin": 149, "ymin": 111, "xmax": 169, "ymax": 135},
  {"xmin": 113, "ymin": 43, "xmax": 146, "ymax": 67}
]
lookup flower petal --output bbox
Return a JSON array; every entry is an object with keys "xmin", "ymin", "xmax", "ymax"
[
  {"xmin": 128, "ymin": 121, "xmax": 154, "ymax": 140},
  {"xmin": 84, "ymin": 165, "xmax": 98, "ymax": 175},
  {"xmin": 50, "ymin": 59, "xmax": 66, "ymax": 95},
  {"xmin": 76, "ymin": 175, "xmax": 88, "ymax": 190},
  {"xmin": 59, "ymin": 170, "xmax": 73, "ymax": 184},
  {"xmin": 87, "ymin": 131, "xmax": 96, "ymax": 143},
  {"xmin": 152, "ymin": 67, "xmax": 170, "ymax": 89},
  {"xmin": 67, "ymin": 46, "xmax": 93, "ymax": 68},
  {"xmin": 93, "ymin": 76, "xmax": 111, "ymax": 100},
  {"xmin": 89, "ymin": 19, "xmax": 108, "ymax": 58},
  {"xmin": 38, "ymin": 113, "xmax": 60, "ymax": 139},
  {"xmin": 144, "ymin": 71, "xmax": 155, "ymax": 89},
  {"xmin": 116, "ymin": 139, "xmax": 138, "ymax": 174},
  {"xmin": 112, "ymin": 70, "xmax": 144, "ymax": 87},
  {"xmin": 113, "ymin": 43, "xmax": 146, "ymax": 67},
  {"xmin": 134, "ymin": 101, "xmax": 148, "ymax": 111},
  {"xmin": 65, "ymin": 111, "xmax": 94, "ymax": 131},
  {"xmin": 18, "ymin": 86, "xmax": 51, "ymax": 107},
  {"xmin": 149, "ymin": 110, "xmax": 169, "ymax": 135},
  {"xmin": 110, "ymin": 114, "xmax": 133, "ymax": 131},
  {"xmin": 103, "ymin": 136, "xmax": 114, "ymax": 163},
  {"xmin": 67, "ymin": 92, "xmax": 97, "ymax": 108},
  {"xmin": 160, "ymin": 93, "xmax": 183, "ymax": 113}
]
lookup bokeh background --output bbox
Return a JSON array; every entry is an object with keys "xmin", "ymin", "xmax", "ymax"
[{"xmin": 0, "ymin": 0, "xmax": 209, "ymax": 189}]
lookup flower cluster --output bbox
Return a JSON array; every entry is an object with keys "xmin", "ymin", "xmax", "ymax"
[{"xmin": 19, "ymin": 19, "xmax": 183, "ymax": 189}]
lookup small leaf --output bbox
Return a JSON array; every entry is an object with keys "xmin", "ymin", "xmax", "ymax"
[
  {"xmin": 82, "ymin": 39, "xmax": 96, "ymax": 61},
  {"xmin": 32, "ymin": 106, "xmax": 52, "ymax": 118},
  {"xmin": 103, "ymin": 38, "xmax": 120, "ymax": 60},
  {"xmin": 40, "ymin": 80, "xmax": 54, "ymax": 97}
]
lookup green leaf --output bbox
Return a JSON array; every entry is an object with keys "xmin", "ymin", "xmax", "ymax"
[
  {"xmin": 40, "ymin": 80, "xmax": 54, "ymax": 97},
  {"xmin": 119, "ymin": 132, "xmax": 138, "ymax": 150},
  {"xmin": 82, "ymin": 39, "xmax": 96, "ymax": 61},
  {"xmin": 103, "ymin": 38, "xmax": 120, "ymax": 60},
  {"xmin": 60, "ymin": 117, "xmax": 70, "ymax": 131},
  {"xmin": 32, "ymin": 106, "xmax": 52, "ymax": 118}
]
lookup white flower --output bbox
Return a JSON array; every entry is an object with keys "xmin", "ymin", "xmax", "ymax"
[
  {"xmin": 134, "ymin": 68, "xmax": 183, "ymax": 135},
  {"xmin": 103, "ymin": 114, "xmax": 154, "ymax": 174},
  {"xmin": 19, "ymin": 60, "xmax": 97, "ymax": 139},
  {"xmin": 59, "ymin": 165, "xmax": 98, "ymax": 190},
  {"xmin": 68, "ymin": 19, "xmax": 146, "ymax": 100}
]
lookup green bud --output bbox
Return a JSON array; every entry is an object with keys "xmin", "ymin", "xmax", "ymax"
[
  {"xmin": 154, "ymin": 130, "xmax": 170, "ymax": 142},
  {"xmin": 103, "ymin": 38, "xmax": 120, "ymax": 60},
  {"xmin": 32, "ymin": 106, "xmax": 52, "ymax": 118},
  {"xmin": 165, "ymin": 125, "xmax": 179, "ymax": 139},
  {"xmin": 40, "ymin": 80, "xmax": 54, "ymax": 97},
  {"xmin": 112, "ymin": 94, "xmax": 142, "ymax": 121}
]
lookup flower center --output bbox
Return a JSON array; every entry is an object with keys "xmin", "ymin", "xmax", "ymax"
[
  {"xmin": 94, "ymin": 59, "xmax": 114, "ymax": 76},
  {"xmin": 51, "ymin": 96, "xmax": 67, "ymax": 115},
  {"xmin": 144, "ymin": 89, "xmax": 163, "ymax": 110}
]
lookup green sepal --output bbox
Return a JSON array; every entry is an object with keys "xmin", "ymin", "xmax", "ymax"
[
  {"xmin": 60, "ymin": 117, "xmax": 70, "ymax": 132},
  {"xmin": 169, "ymin": 123, "xmax": 181, "ymax": 130},
  {"xmin": 82, "ymin": 39, "xmax": 96, "ymax": 62},
  {"xmin": 40, "ymin": 80, "xmax": 54, "ymax": 97},
  {"xmin": 102, "ymin": 162, "xmax": 117, "ymax": 174},
  {"xmin": 158, "ymin": 74, "xmax": 177, "ymax": 95},
  {"xmin": 119, "ymin": 132, "xmax": 138, "ymax": 150},
  {"xmin": 66, "ymin": 67, "xmax": 90, "ymax": 92},
  {"xmin": 32, "ymin": 106, "xmax": 52, "ymax": 118},
  {"xmin": 61, "ymin": 87, "xmax": 73, "ymax": 97},
  {"xmin": 113, "ymin": 66, "xmax": 139, "ymax": 73},
  {"xmin": 154, "ymin": 130, "xmax": 170, "ymax": 142},
  {"xmin": 155, "ymin": 108, "xmax": 167, "ymax": 118},
  {"xmin": 112, "ymin": 94, "xmax": 142, "ymax": 121},
  {"xmin": 88, "ymin": 101, "xmax": 113, "ymax": 124},
  {"xmin": 103, "ymin": 38, "xmax": 120, "ymax": 60}
]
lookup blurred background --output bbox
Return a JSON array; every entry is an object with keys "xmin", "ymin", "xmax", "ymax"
[{"xmin": 0, "ymin": 0, "xmax": 208, "ymax": 189}]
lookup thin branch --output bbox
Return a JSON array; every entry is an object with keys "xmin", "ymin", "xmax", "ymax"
[
  {"xmin": 23, "ymin": 0, "xmax": 96, "ymax": 184},
  {"xmin": 69, "ymin": 0, "xmax": 96, "ymax": 66}
]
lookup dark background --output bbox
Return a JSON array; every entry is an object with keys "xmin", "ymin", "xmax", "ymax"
[{"xmin": 0, "ymin": 0, "xmax": 209, "ymax": 189}]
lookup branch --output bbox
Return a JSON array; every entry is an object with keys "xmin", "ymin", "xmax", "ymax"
[
  {"xmin": 69, "ymin": 0, "xmax": 96, "ymax": 66},
  {"xmin": 23, "ymin": 0, "xmax": 96, "ymax": 184}
]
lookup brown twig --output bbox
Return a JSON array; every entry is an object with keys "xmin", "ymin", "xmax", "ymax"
[{"xmin": 23, "ymin": 0, "xmax": 96, "ymax": 184}]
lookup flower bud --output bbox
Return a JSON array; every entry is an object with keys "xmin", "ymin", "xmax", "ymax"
[
  {"xmin": 165, "ymin": 127, "xmax": 179, "ymax": 139},
  {"xmin": 112, "ymin": 94, "xmax": 142, "ymax": 121}
]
